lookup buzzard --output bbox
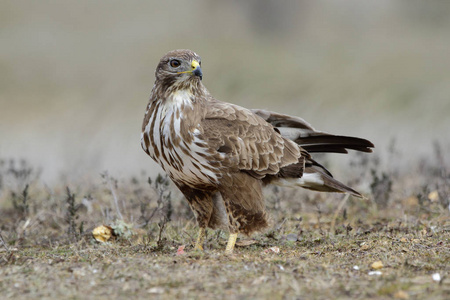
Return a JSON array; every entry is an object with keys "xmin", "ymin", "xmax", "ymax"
[{"xmin": 141, "ymin": 49, "xmax": 373, "ymax": 254}]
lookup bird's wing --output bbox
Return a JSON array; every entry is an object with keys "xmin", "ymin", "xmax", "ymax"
[
  {"xmin": 252, "ymin": 109, "xmax": 374, "ymax": 153},
  {"xmin": 200, "ymin": 101, "xmax": 302, "ymax": 176}
]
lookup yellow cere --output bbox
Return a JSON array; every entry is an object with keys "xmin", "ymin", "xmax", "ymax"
[{"xmin": 191, "ymin": 60, "xmax": 200, "ymax": 69}]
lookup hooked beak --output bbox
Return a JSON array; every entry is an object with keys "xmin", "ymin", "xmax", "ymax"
[
  {"xmin": 191, "ymin": 60, "xmax": 203, "ymax": 80},
  {"xmin": 177, "ymin": 60, "xmax": 202, "ymax": 80}
]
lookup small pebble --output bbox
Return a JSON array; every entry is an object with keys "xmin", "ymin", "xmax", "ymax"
[
  {"xmin": 394, "ymin": 290, "xmax": 409, "ymax": 299},
  {"xmin": 432, "ymin": 273, "xmax": 441, "ymax": 282},
  {"xmin": 286, "ymin": 233, "xmax": 298, "ymax": 242},
  {"xmin": 368, "ymin": 271, "xmax": 382, "ymax": 276},
  {"xmin": 371, "ymin": 261, "xmax": 383, "ymax": 270}
]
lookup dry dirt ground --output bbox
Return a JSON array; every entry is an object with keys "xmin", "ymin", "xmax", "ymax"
[{"xmin": 0, "ymin": 149, "xmax": 449, "ymax": 299}]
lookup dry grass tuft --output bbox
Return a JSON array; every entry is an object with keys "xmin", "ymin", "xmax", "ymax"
[{"xmin": 0, "ymin": 145, "xmax": 449, "ymax": 299}]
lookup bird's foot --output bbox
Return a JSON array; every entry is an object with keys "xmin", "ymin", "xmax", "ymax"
[
  {"xmin": 193, "ymin": 227, "xmax": 205, "ymax": 251},
  {"xmin": 224, "ymin": 232, "xmax": 238, "ymax": 255}
]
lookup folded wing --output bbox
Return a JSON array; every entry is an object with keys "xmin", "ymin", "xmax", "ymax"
[{"xmin": 201, "ymin": 102, "xmax": 302, "ymax": 177}]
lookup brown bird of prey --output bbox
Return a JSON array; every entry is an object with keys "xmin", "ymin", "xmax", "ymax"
[{"xmin": 141, "ymin": 49, "xmax": 374, "ymax": 254}]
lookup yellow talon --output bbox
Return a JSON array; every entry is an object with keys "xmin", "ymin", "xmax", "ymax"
[
  {"xmin": 225, "ymin": 233, "xmax": 238, "ymax": 255},
  {"xmin": 194, "ymin": 227, "xmax": 205, "ymax": 251}
]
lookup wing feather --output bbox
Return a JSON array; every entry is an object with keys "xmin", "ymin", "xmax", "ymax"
[{"xmin": 200, "ymin": 101, "xmax": 301, "ymax": 176}]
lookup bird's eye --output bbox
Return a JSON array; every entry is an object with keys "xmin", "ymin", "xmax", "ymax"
[{"xmin": 170, "ymin": 59, "xmax": 181, "ymax": 68}]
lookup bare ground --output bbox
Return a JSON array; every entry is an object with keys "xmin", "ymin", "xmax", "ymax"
[{"xmin": 0, "ymin": 149, "xmax": 449, "ymax": 299}]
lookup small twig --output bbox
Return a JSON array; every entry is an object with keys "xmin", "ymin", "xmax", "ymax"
[
  {"xmin": 157, "ymin": 217, "xmax": 167, "ymax": 248},
  {"xmin": 65, "ymin": 187, "xmax": 80, "ymax": 242},
  {"xmin": 330, "ymin": 194, "xmax": 350, "ymax": 235},
  {"xmin": 276, "ymin": 217, "xmax": 288, "ymax": 231},
  {"xmin": 182, "ymin": 230, "xmax": 194, "ymax": 240},
  {"xmin": 103, "ymin": 172, "xmax": 123, "ymax": 220},
  {"xmin": 0, "ymin": 230, "xmax": 9, "ymax": 253},
  {"xmin": 315, "ymin": 203, "xmax": 322, "ymax": 229}
]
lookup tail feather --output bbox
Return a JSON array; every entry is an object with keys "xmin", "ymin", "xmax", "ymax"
[
  {"xmin": 271, "ymin": 168, "xmax": 362, "ymax": 198},
  {"xmin": 252, "ymin": 108, "xmax": 371, "ymax": 197},
  {"xmin": 252, "ymin": 108, "xmax": 374, "ymax": 154},
  {"xmin": 302, "ymin": 158, "xmax": 362, "ymax": 198},
  {"xmin": 268, "ymin": 155, "xmax": 363, "ymax": 198},
  {"xmin": 302, "ymin": 165, "xmax": 362, "ymax": 198},
  {"xmin": 293, "ymin": 134, "xmax": 374, "ymax": 153}
]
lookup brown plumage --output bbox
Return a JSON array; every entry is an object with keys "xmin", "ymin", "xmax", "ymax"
[{"xmin": 141, "ymin": 49, "xmax": 374, "ymax": 253}]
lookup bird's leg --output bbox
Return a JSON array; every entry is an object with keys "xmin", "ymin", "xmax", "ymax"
[
  {"xmin": 194, "ymin": 227, "xmax": 205, "ymax": 251},
  {"xmin": 225, "ymin": 232, "xmax": 238, "ymax": 255}
]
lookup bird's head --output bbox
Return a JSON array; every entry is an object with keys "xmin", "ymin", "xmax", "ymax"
[{"xmin": 155, "ymin": 49, "xmax": 203, "ymax": 88}]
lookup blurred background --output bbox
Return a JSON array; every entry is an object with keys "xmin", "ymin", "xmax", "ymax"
[{"xmin": 1, "ymin": 0, "xmax": 449, "ymax": 183}]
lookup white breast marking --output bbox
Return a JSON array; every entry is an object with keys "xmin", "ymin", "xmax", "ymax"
[{"xmin": 144, "ymin": 92, "xmax": 219, "ymax": 187}]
